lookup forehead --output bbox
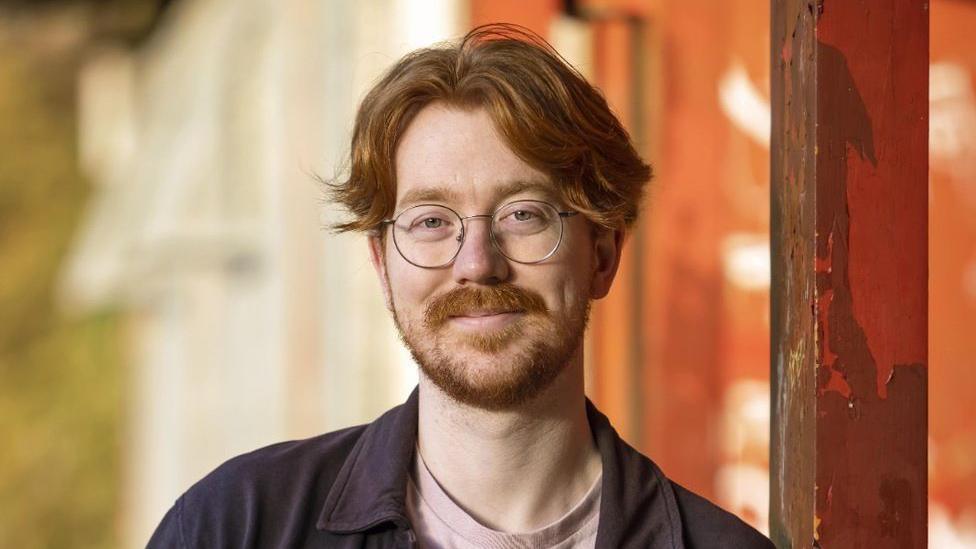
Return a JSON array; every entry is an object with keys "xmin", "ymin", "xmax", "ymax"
[{"xmin": 394, "ymin": 104, "xmax": 554, "ymax": 208}]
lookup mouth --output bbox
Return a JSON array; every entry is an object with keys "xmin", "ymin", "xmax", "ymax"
[
  {"xmin": 447, "ymin": 310, "xmax": 524, "ymax": 329},
  {"xmin": 452, "ymin": 309, "xmax": 518, "ymax": 317}
]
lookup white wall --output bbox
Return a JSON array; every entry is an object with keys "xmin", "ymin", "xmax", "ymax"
[{"xmin": 64, "ymin": 0, "xmax": 466, "ymax": 545}]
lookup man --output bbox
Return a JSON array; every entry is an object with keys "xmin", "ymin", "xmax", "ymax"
[{"xmin": 149, "ymin": 24, "xmax": 773, "ymax": 548}]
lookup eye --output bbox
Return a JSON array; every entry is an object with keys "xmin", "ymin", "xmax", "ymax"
[
  {"xmin": 408, "ymin": 214, "xmax": 455, "ymax": 234},
  {"xmin": 494, "ymin": 201, "xmax": 555, "ymax": 237},
  {"xmin": 500, "ymin": 205, "xmax": 546, "ymax": 224},
  {"xmin": 512, "ymin": 210, "xmax": 536, "ymax": 222}
]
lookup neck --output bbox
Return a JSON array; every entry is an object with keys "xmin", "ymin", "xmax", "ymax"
[{"xmin": 416, "ymin": 350, "xmax": 602, "ymax": 532}]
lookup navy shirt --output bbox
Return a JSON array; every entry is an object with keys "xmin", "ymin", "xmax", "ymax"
[{"xmin": 148, "ymin": 389, "xmax": 774, "ymax": 548}]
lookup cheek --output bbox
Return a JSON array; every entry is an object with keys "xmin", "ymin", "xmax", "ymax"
[
  {"xmin": 559, "ymin": 279, "xmax": 590, "ymax": 312},
  {"xmin": 384, "ymin": 254, "xmax": 440, "ymax": 313},
  {"xmin": 531, "ymin": 270, "xmax": 589, "ymax": 315},
  {"xmin": 556, "ymin": 246, "xmax": 597, "ymax": 303}
]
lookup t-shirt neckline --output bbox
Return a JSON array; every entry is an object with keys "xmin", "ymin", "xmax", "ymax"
[{"xmin": 408, "ymin": 446, "xmax": 602, "ymax": 547}]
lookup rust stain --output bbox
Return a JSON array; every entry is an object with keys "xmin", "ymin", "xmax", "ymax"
[{"xmin": 770, "ymin": 1, "xmax": 818, "ymax": 546}]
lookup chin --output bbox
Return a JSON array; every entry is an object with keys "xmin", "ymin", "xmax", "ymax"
[
  {"xmin": 415, "ymin": 336, "xmax": 572, "ymax": 411},
  {"xmin": 448, "ymin": 326, "xmax": 527, "ymax": 354},
  {"xmin": 395, "ymin": 305, "xmax": 589, "ymax": 411}
]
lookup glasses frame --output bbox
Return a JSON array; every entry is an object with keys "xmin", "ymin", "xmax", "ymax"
[{"xmin": 379, "ymin": 199, "xmax": 580, "ymax": 269}]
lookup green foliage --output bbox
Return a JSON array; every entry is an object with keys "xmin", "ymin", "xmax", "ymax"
[{"xmin": 0, "ymin": 315, "xmax": 123, "ymax": 549}]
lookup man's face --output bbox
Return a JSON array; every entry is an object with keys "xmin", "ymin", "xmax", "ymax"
[{"xmin": 369, "ymin": 103, "xmax": 621, "ymax": 410}]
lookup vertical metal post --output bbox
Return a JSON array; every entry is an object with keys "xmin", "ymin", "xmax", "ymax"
[{"xmin": 770, "ymin": 1, "xmax": 928, "ymax": 547}]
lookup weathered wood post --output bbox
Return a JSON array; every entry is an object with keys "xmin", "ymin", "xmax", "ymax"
[{"xmin": 770, "ymin": 1, "xmax": 929, "ymax": 547}]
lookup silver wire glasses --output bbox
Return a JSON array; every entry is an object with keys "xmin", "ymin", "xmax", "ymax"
[{"xmin": 380, "ymin": 200, "xmax": 579, "ymax": 268}]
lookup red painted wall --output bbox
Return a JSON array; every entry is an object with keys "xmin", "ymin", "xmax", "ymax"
[
  {"xmin": 930, "ymin": 0, "xmax": 976, "ymax": 536},
  {"xmin": 463, "ymin": 1, "xmax": 976, "ymax": 540}
]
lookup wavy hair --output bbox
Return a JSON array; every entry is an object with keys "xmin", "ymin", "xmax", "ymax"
[{"xmin": 328, "ymin": 23, "xmax": 652, "ymax": 233}]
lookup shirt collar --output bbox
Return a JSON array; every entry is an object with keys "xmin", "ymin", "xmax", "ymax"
[
  {"xmin": 586, "ymin": 399, "xmax": 685, "ymax": 548},
  {"xmin": 316, "ymin": 387, "xmax": 684, "ymax": 548},
  {"xmin": 316, "ymin": 388, "xmax": 419, "ymax": 533}
]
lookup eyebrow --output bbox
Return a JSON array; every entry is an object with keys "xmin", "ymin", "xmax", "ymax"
[{"xmin": 397, "ymin": 179, "xmax": 556, "ymax": 210}]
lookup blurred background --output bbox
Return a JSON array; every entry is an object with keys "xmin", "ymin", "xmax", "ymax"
[{"xmin": 1, "ymin": 0, "xmax": 974, "ymax": 547}]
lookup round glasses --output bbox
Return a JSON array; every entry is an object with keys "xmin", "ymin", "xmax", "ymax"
[{"xmin": 380, "ymin": 200, "xmax": 579, "ymax": 268}]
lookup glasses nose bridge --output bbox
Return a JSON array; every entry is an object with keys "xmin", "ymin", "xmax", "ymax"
[
  {"xmin": 458, "ymin": 213, "xmax": 494, "ymax": 223},
  {"xmin": 456, "ymin": 212, "xmax": 496, "ymax": 244}
]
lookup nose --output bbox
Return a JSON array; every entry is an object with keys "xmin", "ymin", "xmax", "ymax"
[{"xmin": 452, "ymin": 215, "xmax": 510, "ymax": 285}]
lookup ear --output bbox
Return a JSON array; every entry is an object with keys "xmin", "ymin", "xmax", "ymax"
[
  {"xmin": 589, "ymin": 227, "xmax": 625, "ymax": 300},
  {"xmin": 367, "ymin": 234, "xmax": 394, "ymax": 312}
]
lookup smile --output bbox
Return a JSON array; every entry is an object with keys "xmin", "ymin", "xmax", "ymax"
[{"xmin": 448, "ymin": 311, "xmax": 524, "ymax": 329}]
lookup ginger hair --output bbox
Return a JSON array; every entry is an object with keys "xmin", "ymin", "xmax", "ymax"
[{"xmin": 328, "ymin": 23, "xmax": 652, "ymax": 233}]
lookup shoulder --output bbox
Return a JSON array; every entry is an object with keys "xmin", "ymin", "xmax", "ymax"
[
  {"xmin": 147, "ymin": 424, "xmax": 368, "ymax": 548},
  {"xmin": 585, "ymin": 401, "xmax": 773, "ymax": 549},
  {"xmin": 670, "ymin": 482, "xmax": 775, "ymax": 549},
  {"xmin": 188, "ymin": 423, "xmax": 366, "ymax": 498}
]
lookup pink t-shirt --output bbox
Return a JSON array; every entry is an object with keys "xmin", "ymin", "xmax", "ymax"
[{"xmin": 405, "ymin": 450, "xmax": 601, "ymax": 549}]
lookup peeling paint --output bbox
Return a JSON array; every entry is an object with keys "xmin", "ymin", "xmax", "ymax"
[
  {"xmin": 813, "ymin": 35, "xmax": 926, "ymax": 545},
  {"xmin": 772, "ymin": 0, "xmax": 928, "ymax": 546}
]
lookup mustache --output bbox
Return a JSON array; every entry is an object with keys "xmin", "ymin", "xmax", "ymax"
[{"xmin": 424, "ymin": 284, "xmax": 549, "ymax": 328}]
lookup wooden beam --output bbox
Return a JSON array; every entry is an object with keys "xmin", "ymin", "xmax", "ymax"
[{"xmin": 770, "ymin": 1, "xmax": 928, "ymax": 547}]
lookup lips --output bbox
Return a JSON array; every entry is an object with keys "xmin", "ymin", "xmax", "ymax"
[
  {"xmin": 448, "ymin": 310, "xmax": 523, "ymax": 329},
  {"xmin": 450, "ymin": 309, "xmax": 519, "ymax": 318}
]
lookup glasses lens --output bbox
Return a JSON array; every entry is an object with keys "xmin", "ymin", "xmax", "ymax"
[
  {"xmin": 492, "ymin": 201, "xmax": 562, "ymax": 263},
  {"xmin": 392, "ymin": 205, "xmax": 462, "ymax": 267}
]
